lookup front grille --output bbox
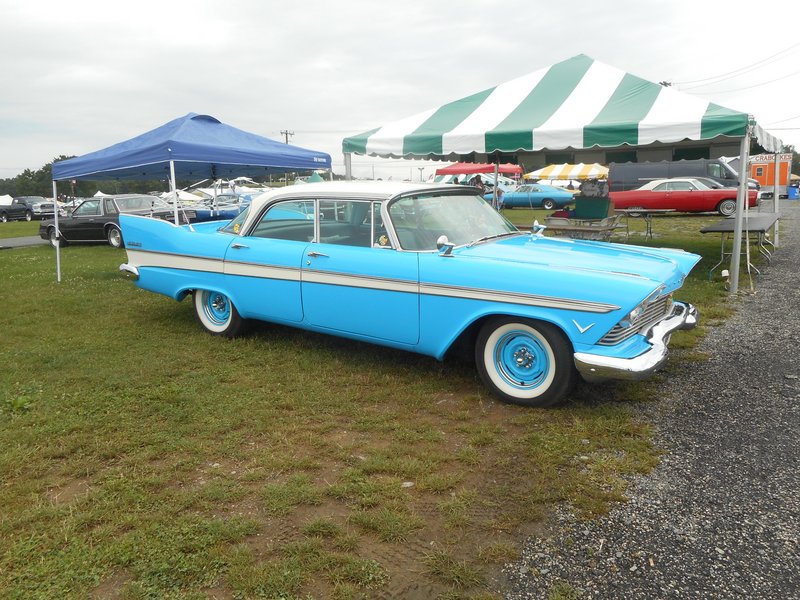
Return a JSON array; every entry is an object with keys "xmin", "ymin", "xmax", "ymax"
[{"xmin": 598, "ymin": 295, "xmax": 673, "ymax": 346}]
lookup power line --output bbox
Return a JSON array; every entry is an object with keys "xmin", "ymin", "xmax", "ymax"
[
  {"xmin": 765, "ymin": 113, "xmax": 800, "ymax": 126},
  {"xmin": 676, "ymin": 41, "xmax": 800, "ymax": 87},
  {"xmin": 694, "ymin": 68, "xmax": 800, "ymax": 94}
]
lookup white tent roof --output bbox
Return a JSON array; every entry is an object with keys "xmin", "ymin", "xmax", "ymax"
[{"xmin": 343, "ymin": 54, "xmax": 782, "ymax": 159}]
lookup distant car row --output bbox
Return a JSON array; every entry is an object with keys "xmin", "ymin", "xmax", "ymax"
[
  {"xmin": 481, "ymin": 176, "xmax": 755, "ymax": 216},
  {"xmin": 25, "ymin": 175, "xmax": 757, "ymax": 251},
  {"xmin": 37, "ymin": 194, "xmax": 248, "ymax": 248},
  {"xmin": 0, "ymin": 196, "xmax": 55, "ymax": 222}
]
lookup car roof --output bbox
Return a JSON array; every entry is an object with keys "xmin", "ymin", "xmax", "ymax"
[
  {"xmin": 646, "ymin": 178, "xmax": 705, "ymax": 186},
  {"xmin": 248, "ymin": 181, "xmax": 465, "ymax": 210}
]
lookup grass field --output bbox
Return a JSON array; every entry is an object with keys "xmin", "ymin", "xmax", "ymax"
[
  {"xmin": 0, "ymin": 213, "xmax": 744, "ymax": 599},
  {"xmin": 0, "ymin": 220, "xmax": 41, "ymax": 239}
]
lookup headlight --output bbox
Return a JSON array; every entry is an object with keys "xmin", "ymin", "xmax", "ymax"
[
  {"xmin": 619, "ymin": 304, "xmax": 645, "ymax": 329},
  {"xmin": 619, "ymin": 288, "xmax": 666, "ymax": 329}
]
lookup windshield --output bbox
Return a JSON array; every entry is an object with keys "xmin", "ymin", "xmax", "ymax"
[
  {"xmin": 717, "ymin": 161, "xmax": 739, "ymax": 180},
  {"xmin": 388, "ymin": 192, "xmax": 518, "ymax": 251}
]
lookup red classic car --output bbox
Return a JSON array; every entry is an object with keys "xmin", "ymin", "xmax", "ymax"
[{"xmin": 610, "ymin": 178, "xmax": 758, "ymax": 216}]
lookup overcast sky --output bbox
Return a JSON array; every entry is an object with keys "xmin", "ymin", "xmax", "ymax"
[{"xmin": 2, "ymin": 0, "xmax": 799, "ymax": 183}]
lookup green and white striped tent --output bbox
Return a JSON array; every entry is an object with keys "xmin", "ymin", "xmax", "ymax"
[
  {"xmin": 342, "ymin": 54, "xmax": 783, "ymax": 296},
  {"xmin": 342, "ymin": 54, "xmax": 780, "ymax": 163}
]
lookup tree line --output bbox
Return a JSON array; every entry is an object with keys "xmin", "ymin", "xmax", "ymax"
[{"xmin": 0, "ymin": 156, "xmax": 174, "ymax": 198}]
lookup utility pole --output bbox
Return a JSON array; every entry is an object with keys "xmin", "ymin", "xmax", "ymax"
[{"xmin": 280, "ymin": 130, "xmax": 294, "ymax": 144}]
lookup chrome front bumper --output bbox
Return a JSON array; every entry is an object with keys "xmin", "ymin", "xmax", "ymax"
[{"xmin": 574, "ymin": 301, "xmax": 698, "ymax": 382}]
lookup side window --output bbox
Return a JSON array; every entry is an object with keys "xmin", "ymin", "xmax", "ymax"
[
  {"xmin": 373, "ymin": 202, "xmax": 390, "ymax": 247},
  {"xmin": 653, "ymin": 183, "xmax": 669, "ymax": 192},
  {"xmin": 318, "ymin": 199, "xmax": 373, "ymax": 247},
  {"xmin": 73, "ymin": 200, "xmax": 101, "ymax": 216},
  {"xmin": 250, "ymin": 200, "xmax": 315, "ymax": 242},
  {"xmin": 708, "ymin": 164, "xmax": 722, "ymax": 178},
  {"xmin": 104, "ymin": 199, "xmax": 118, "ymax": 215}
]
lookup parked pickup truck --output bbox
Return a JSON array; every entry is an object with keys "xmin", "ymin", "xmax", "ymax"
[
  {"xmin": 610, "ymin": 177, "xmax": 758, "ymax": 217},
  {"xmin": 15, "ymin": 196, "xmax": 55, "ymax": 219},
  {"xmin": 0, "ymin": 197, "xmax": 34, "ymax": 222}
]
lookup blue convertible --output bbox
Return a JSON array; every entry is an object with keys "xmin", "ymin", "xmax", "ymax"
[
  {"xmin": 487, "ymin": 184, "xmax": 575, "ymax": 210},
  {"xmin": 119, "ymin": 182, "xmax": 699, "ymax": 407}
]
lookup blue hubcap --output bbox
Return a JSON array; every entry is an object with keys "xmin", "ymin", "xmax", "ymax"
[
  {"xmin": 493, "ymin": 330, "xmax": 550, "ymax": 389},
  {"xmin": 204, "ymin": 292, "xmax": 231, "ymax": 325}
]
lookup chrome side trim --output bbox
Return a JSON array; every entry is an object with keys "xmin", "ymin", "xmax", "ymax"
[
  {"xmin": 125, "ymin": 248, "xmax": 620, "ymax": 314},
  {"xmin": 126, "ymin": 249, "xmax": 224, "ymax": 274},
  {"xmin": 574, "ymin": 301, "xmax": 699, "ymax": 382},
  {"xmin": 226, "ymin": 261, "xmax": 301, "ymax": 282},
  {"xmin": 305, "ymin": 270, "xmax": 418, "ymax": 294},
  {"xmin": 420, "ymin": 282, "xmax": 619, "ymax": 313}
]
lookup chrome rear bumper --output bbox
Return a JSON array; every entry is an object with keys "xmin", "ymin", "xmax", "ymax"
[
  {"xmin": 574, "ymin": 301, "xmax": 698, "ymax": 382},
  {"xmin": 119, "ymin": 263, "xmax": 140, "ymax": 280}
]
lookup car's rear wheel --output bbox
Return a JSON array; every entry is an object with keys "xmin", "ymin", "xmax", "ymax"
[
  {"xmin": 475, "ymin": 317, "xmax": 576, "ymax": 407},
  {"xmin": 193, "ymin": 289, "xmax": 247, "ymax": 337},
  {"xmin": 24, "ymin": 211, "xmax": 32, "ymax": 221},
  {"xmin": 0, "ymin": 212, "xmax": 7, "ymax": 223},
  {"xmin": 542, "ymin": 199, "xmax": 556, "ymax": 210},
  {"xmin": 107, "ymin": 226, "xmax": 124, "ymax": 248},
  {"xmin": 717, "ymin": 199, "xmax": 737, "ymax": 217}
]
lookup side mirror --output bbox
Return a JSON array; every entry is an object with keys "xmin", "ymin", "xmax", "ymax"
[{"xmin": 436, "ymin": 234, "xmax": 455, "ymax": 256}]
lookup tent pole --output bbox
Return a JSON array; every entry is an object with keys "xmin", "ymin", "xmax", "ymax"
[
  {"xmin": 729, "ymin": 126, "xmax": 751, "ymax": 296},
  {"xmin": 344, "ymin": 153, "xmax": 352, "ymax": 181},
  {"xmin": 52, "ymin": 180, "xmax": 61, "ymax": 283},
  {"xmin": 493, "ymin": 159, "xmax": 499, "ymax": 209},
  {"xmin": 169, "ymin": 160, "xmax": 179, "ymax": 224},
  {"xmin": 773, "ymin": 151, "xmax": 780, "ymax": 247}
]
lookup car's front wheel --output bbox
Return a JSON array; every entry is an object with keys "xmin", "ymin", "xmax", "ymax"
[
  {"xmin": 48, "ymin": 227, "xmax": 66, "ymax": 247},
  {"xmin": 193, "ymin": 290, "xmax": 247, "ymax": 337},
  {"xmin": 107, "ymin": 226, "xmax": 124, "ymax": 248},
  {"xmin": 717, "ymin": 199, "xmax": 737, "ymax": 216},
  {"xmin": 24, "ymin": 211, "xmax": 32, "ymax": 221},
  {"xmin": 0, "ymin": 212, "xmax": 7, "ymax": 223},
  {"xmin": 475, "ymin": 317, "xmax": 576, "ymax": 407},
  {"xmin": 542, "ymin": 199, "xmax": 556, "ymax": 210}
]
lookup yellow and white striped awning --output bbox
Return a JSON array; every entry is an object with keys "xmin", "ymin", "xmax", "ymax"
[{"xmin": 525, "ymin": 162, "xmax": 608, "ymax": 180}]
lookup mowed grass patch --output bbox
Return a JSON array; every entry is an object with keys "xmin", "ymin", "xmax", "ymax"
[
  {"xmin": 0, "ymin": 219, "xmax": 41, "ymax": 239},
  {"xmin": 0, "ymin": 224, "xmax": 737, "ymax": 598}
]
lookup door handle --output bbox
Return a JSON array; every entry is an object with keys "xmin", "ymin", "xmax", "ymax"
[
  {"xmin": 231, "ymin": 243, "xmax": 249, "ymax": 249},
  {"xmin": 307, "ymin": 251, "xmax": 329, "ymax": 258}
]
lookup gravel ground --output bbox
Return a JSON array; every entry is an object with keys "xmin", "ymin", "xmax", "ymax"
[{"xmin": 503, "ymin": 202, "xmax": 800, "ymax": 600}]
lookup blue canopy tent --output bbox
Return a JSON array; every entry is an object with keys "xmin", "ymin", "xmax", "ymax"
[{"xmin": 49, "ymin": 113, "xmax": 332, "ymax": 280}]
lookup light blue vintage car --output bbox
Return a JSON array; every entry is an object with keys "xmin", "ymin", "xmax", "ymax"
[
  {"xmin": 119, "ymin": 182, "xmax": 699, "ymax": 407},
  {"xmin": 485, "ymin": 183, "xmax": 575, "ymax": 210}
]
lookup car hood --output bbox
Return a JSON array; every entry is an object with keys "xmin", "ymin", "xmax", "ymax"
[{"xmin": 452, "ymin": 233, "xmax": 700, "ymax": 292}]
